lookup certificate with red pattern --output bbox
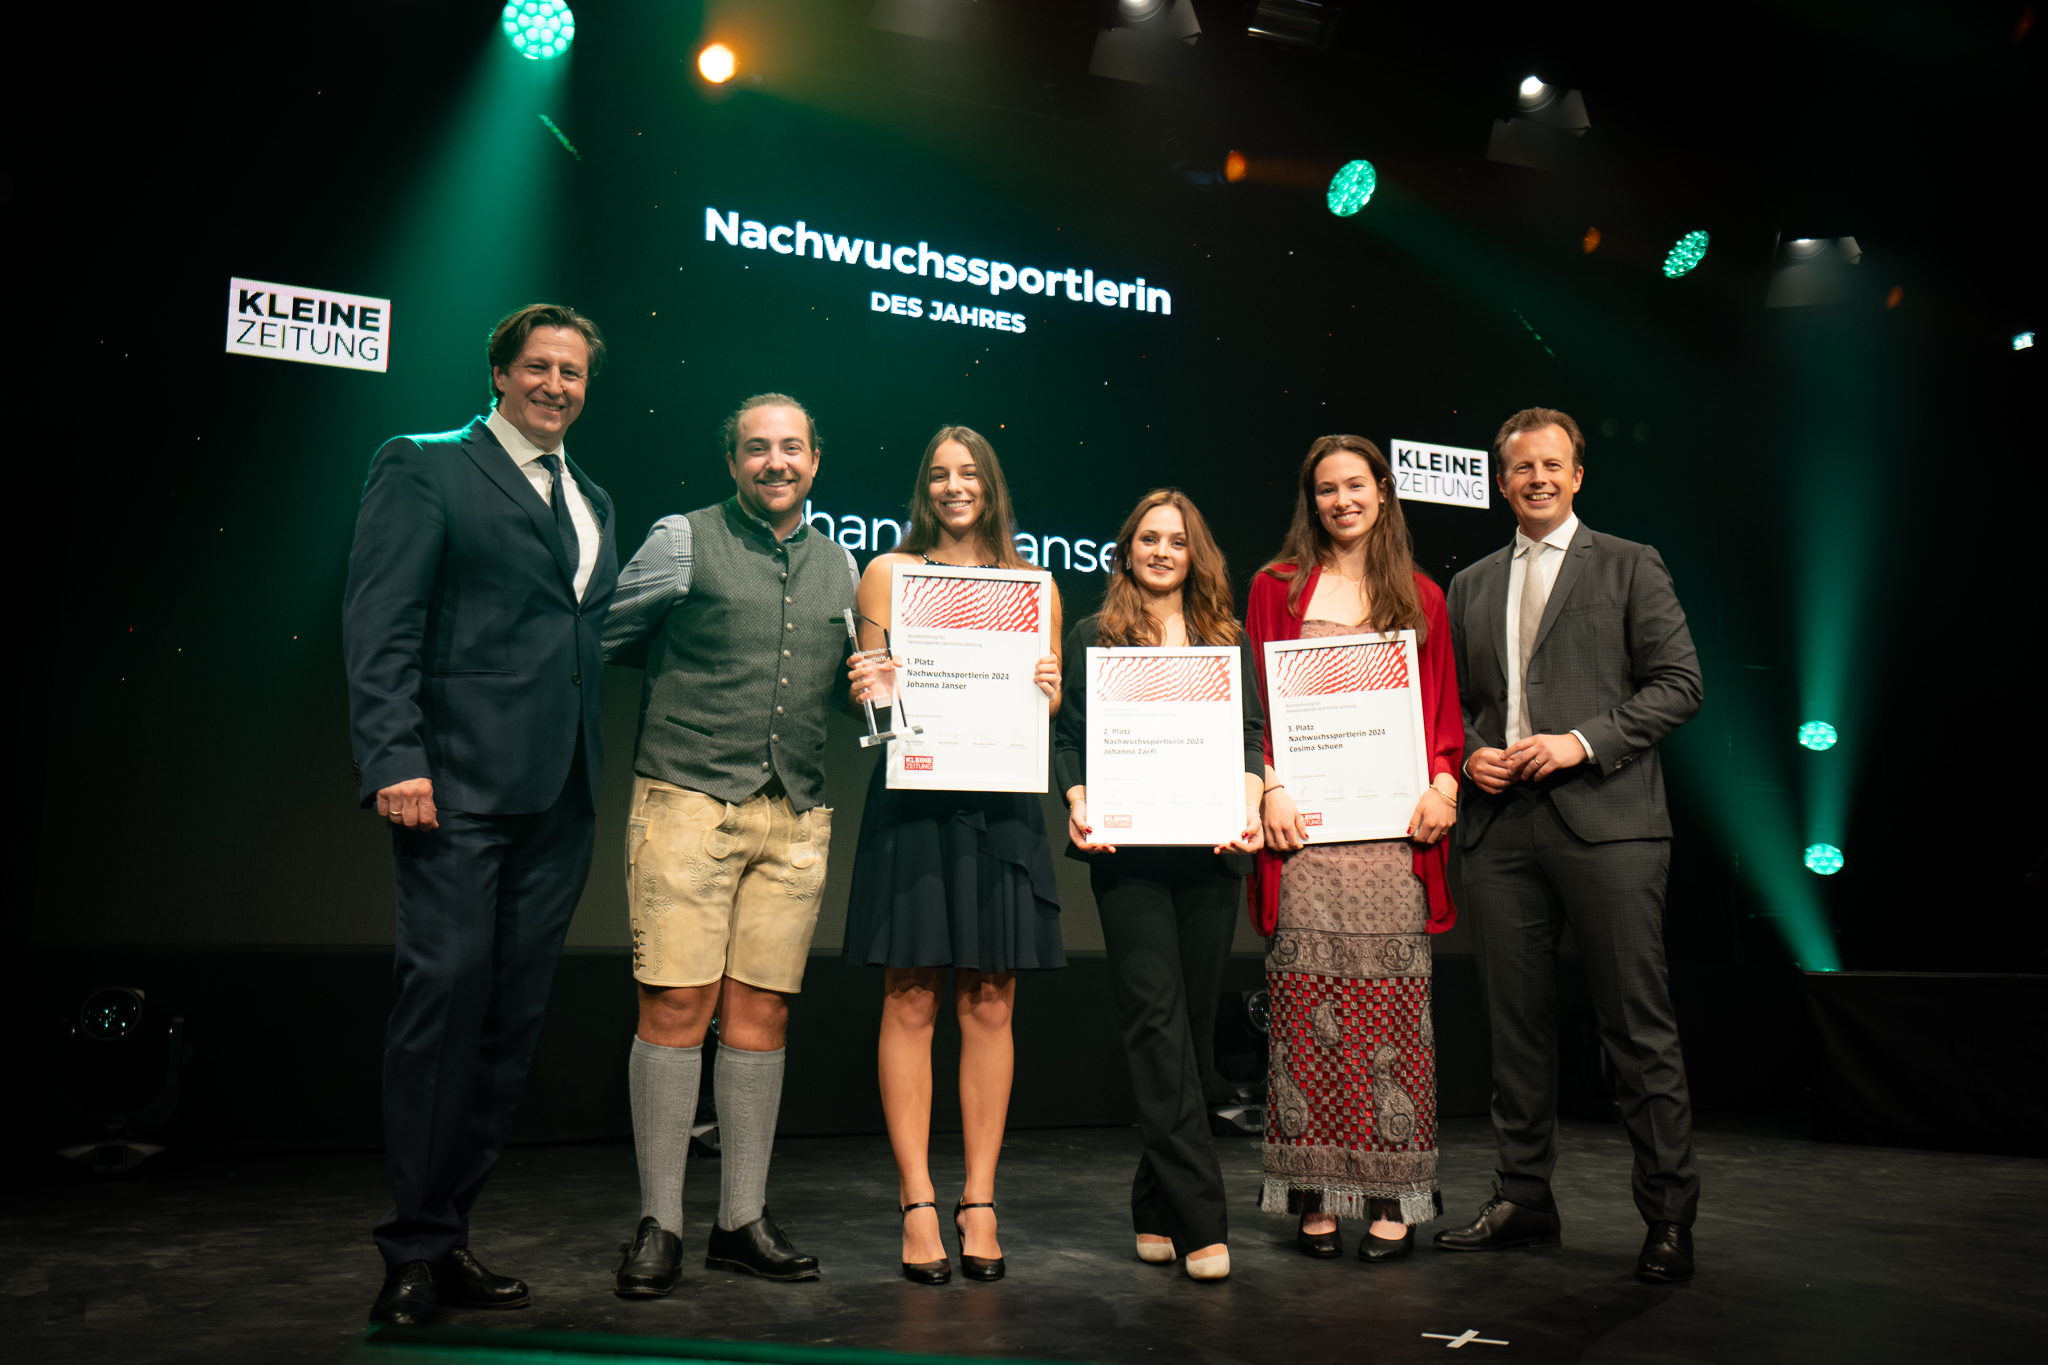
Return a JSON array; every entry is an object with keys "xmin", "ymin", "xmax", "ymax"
[
  {"xmin": 1263, "ymin": 631, "xmax": 1428, "ymax": 844},
  {"xmin": 885, "ymin": 563, "xmax": 1053, "ymax": 793},
  {"xmin": 1083, "ymin": 647, "xmax": 1244, "ymax": 846}
]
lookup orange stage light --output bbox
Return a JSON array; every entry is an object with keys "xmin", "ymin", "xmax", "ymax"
[
  {"xmin": 1224, "ymin": 151, "xmax": 1247, "ymax": 183},
  {"xmin": 698, "ymin": 43, "xmax": 736, "ymax": 83},
  {"xmin": 1582, "ymin": 227, "xmax": 1602, "ymax": 254}
]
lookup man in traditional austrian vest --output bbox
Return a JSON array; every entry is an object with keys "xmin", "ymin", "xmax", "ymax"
[{"xmin": 600, "ymin": 394, "xmax": 857, "ymax": 1290}]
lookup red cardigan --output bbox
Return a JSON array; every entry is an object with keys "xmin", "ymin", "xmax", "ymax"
[{"xmin": 1243, "ymin": 565, "xmax": 1463, "ymax": 936}]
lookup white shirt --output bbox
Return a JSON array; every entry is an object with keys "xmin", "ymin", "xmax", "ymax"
[
  {"xmin": 1503, "ymin": 512, "xmax": 1593, "ymax": 762},
  {"xmin": 488, "ymin": 407, "xmax": 600, "ymax": 601}
]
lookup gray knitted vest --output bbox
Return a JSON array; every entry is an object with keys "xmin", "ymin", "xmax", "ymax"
[{"xmin": 633, "ymin": 499, "xmax": 852, "ymax": 812}]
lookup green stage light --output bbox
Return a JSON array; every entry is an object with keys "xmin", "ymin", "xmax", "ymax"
[
  {"xmin": 1662, "ymin": 230, "xmax": 1709, "ymax": 278},
  {"xmin": 1797, "ymin": 720, "xmax": 1838, "ymax": 751},
  {"xmin": 1327, "ymin": 160, "xmax": 1377, "ymax": 217},
  {"xmin": 1804, "ymin": 842, "xmax": 1844, "ymax": 876},
  {"xmin": 502, "ymin": 2, "xmax": 575, "ymax": 61}
]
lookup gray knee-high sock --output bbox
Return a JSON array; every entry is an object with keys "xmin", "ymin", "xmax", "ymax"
[
  {"xmin": 715, "ymin": 1045, "xmax": 786, "ymax": 1230},
  {"xmin": 630, "ymin": 1038, "xmax": 702, "ymax": 1234}
]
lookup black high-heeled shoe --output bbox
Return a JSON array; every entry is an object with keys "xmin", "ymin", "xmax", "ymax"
[
  {"xmin": 953, "ymin": 1201, "xmax": 1006, "ymax": 1281},
  {"xmin": 899, "ymin": 1202, "xmax": 952, "ymax": 1284}
]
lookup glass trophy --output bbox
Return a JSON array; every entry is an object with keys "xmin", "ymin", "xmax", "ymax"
[{"xmin": 844, "ymin": 612, "xmax": 923, "ymax": 750}]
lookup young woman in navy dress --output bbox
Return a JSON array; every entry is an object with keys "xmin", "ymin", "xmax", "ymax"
[{"xmin": 843, "ymin": 426, "xmax": 1064, "ymax": 1284}]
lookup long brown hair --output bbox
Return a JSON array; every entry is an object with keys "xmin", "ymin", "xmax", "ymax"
[
  {"xmin": 1261, "ymin": 435, "xmax": 1425, "ymax": 639},
  {"xmin": 1098, "ymin": 489, "xmax": 1243, "ymax": 647},
  {"xmin": 896, "ymin": 425, "xmax": 1032, "ymax": 569}
]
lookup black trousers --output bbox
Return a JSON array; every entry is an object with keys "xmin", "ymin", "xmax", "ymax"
[
  {"xmin": 374, "ymin": 744, "xmax": 595, "ymax": 1265},
  {"xmin": 1462, "ymin": 792, "xmax": 1699, "ymax": 1226},
  {"xmin": 1090, "ymin": 848, "xmax": 1241, "ymax": 1252}
]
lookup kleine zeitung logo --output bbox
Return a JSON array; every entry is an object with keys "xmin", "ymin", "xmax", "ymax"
[{"xmin": 225, "ymin": 278, "xmax": 390, "ymax": 373}]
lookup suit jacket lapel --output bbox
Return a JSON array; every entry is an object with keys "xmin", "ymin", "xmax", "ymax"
[
  {"xmin": 565, "ymin": 455, "xmax": 609, "ymax": 531},
  {"xmin": 1478, "ymin": 543, "xmax": 1513, "ymax": 687},
  {"xmin": 462, "ymin": 419, "xmax": 577, "ymax": 591},
  {"xmin": 1531, "ymin": 521, "xmax": 1595, "ymax": 660}
]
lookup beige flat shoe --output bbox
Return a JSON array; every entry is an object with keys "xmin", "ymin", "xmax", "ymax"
[
  {"xmin": 1185, "ymin": 1247, "xmax": 1231, "ymax": 1280},
  {"xmin": 1136, "ymin": 1236, "xmax": 1176, "ymax": 1264}
]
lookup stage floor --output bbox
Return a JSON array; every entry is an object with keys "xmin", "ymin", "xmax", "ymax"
[{"xmin": 3, "ymin": 1116, "xmax": 2042, "ymax": 1364}]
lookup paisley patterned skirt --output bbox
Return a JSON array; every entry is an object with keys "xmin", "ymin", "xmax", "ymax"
[{"xmin": 1261, "ymin": 839, "xmax": 1440, "ymax": 1224}]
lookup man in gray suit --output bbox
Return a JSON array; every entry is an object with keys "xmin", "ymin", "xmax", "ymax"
[{"xmin": 1435, "ymin": 408, "xmax": 1704, "ymax": 1283}]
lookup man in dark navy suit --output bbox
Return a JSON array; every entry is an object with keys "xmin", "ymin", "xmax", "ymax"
[{"xmin": 343, "ymin": 304, "xmax": 620, "ymax": 1325}]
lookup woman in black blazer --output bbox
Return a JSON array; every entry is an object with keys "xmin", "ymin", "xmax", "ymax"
[{"xmin": 1053, "ymin": 488, "xmax": 1265, "ymax": 1282}]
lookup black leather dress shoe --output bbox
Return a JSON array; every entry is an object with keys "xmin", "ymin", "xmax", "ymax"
[
  {"xmin": 1635, "ymin": 1221, "xmax": 1694, "ymax": 1283},
  {"xmin": 704, "ymin": 1207, "xmax": 820, "ymax": 1281},
  {"xmin": 1295, "ymin": 1220, "xmax": 1343, "ymax": 1258},
  {"xmin": 437, "ymin": 1247, "xmax": 530, "ymax": 1309},
  {"xmin": 1432, "ymin": 1197, "xmax": 1562, "ymax": 1252},
  {"xmin": 617, "ymin": 1216, "xmax": 685, "ymax": 1297},
  {"xmin": 369, "ymin": 1261, "xmax": 438, "ymax": 1326},
  {"xmin": 1360, "ymin": 1225, "xmax": 1414, "ymax": 1262}
]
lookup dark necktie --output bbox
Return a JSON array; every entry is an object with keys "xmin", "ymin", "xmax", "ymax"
[{"xmin": 538, "ymin": 453, "xmax": 581, "ymax": 580}]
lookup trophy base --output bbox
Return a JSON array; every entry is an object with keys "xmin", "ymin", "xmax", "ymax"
[{"xmin": 858, "ymin": 723, "xmax": 924, "ymax": 749}]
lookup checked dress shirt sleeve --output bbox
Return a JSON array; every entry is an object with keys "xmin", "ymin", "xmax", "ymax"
[{"xmin": 601, "ymin": 515, "xmax": 693, "ymax": 662}]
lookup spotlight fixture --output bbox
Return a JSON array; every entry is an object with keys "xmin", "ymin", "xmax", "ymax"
[
  {"xmin": 1224, "ymin": 151, "xmax": 1247, "ymax": 182},
  {"xmin": 1091, "ymin": 0, "xmax": 1203, "ymax": 84},
  {"xmin": 1804, "ymin": 843, "xmax": 1845, "ymax": 876},
  {"xmin": 1244, "ymin": 0, "xmax": 1344, "ymax": 51},
  {"xmin": 1765, "ymin": 235, "xmax": 1863, "ymax": 307},
  {"xmin": 502, "ymin": 2, "xmax": 575, "ymax": 62},
  {"xmin": 2016, "ymin": 331, "xmax": 2036, "ymax": 351},
  {"xmin": 1488, "ymin": 74, "xmax": 1589, "ymax": 169},
  {"xmin": 1582, "ymin": 227, "xmax": 1601, "ymax": 254},
  {"xmin": 698, "ymin": 42, "xmax": 736, "ymax": 83},
  {"xmin": 869, "ymin": 0, "xmax": 975, "ymax": 43},
  {"xmin": 1662, "ymin": 230, "xmax": 1710, "ymax": 278},
  {"xmin": 52, "ymin": 988, "xmax": 192, "ymax": 1175},
  {"xmin": 80, "ymin": 987, "xmax": 144, "ymax": 1041},
  {"xmin": 1797, "ymin": 721, "xmax": 1839, "ymax": 751},
  {"xmin": 1326, "ymin": 159, "xmax": 1376, "ymax": 216},
  {"xmin": 1209, "ymin": 990, "xmax": 1270, "ymax": 1137},
  {"xmin": 1117, "ymin": 0, "xmax": 1200, "ymax": 37}
]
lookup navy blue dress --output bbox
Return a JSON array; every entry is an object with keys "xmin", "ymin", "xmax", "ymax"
[{"xmin": 841, "ymin": 755, "xmax": 1066, "ymax": 971}]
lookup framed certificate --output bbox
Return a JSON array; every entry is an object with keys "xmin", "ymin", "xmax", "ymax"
[
  {"xmin": 885, "ymin": 563, "xmax": 1052, "ymax": 793},
  {"xmin": 1264, "ymin": 631, "xmax": 1429, "ymax": 843},
  {"xmin": 1084, "ymin": 647, "xmax": 1245, "ymax": 846}
]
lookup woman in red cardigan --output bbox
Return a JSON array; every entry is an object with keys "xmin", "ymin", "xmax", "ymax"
[{"xmin": 1245, "ymin": 434, "xmax": 1462, "ymax": 1264}]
